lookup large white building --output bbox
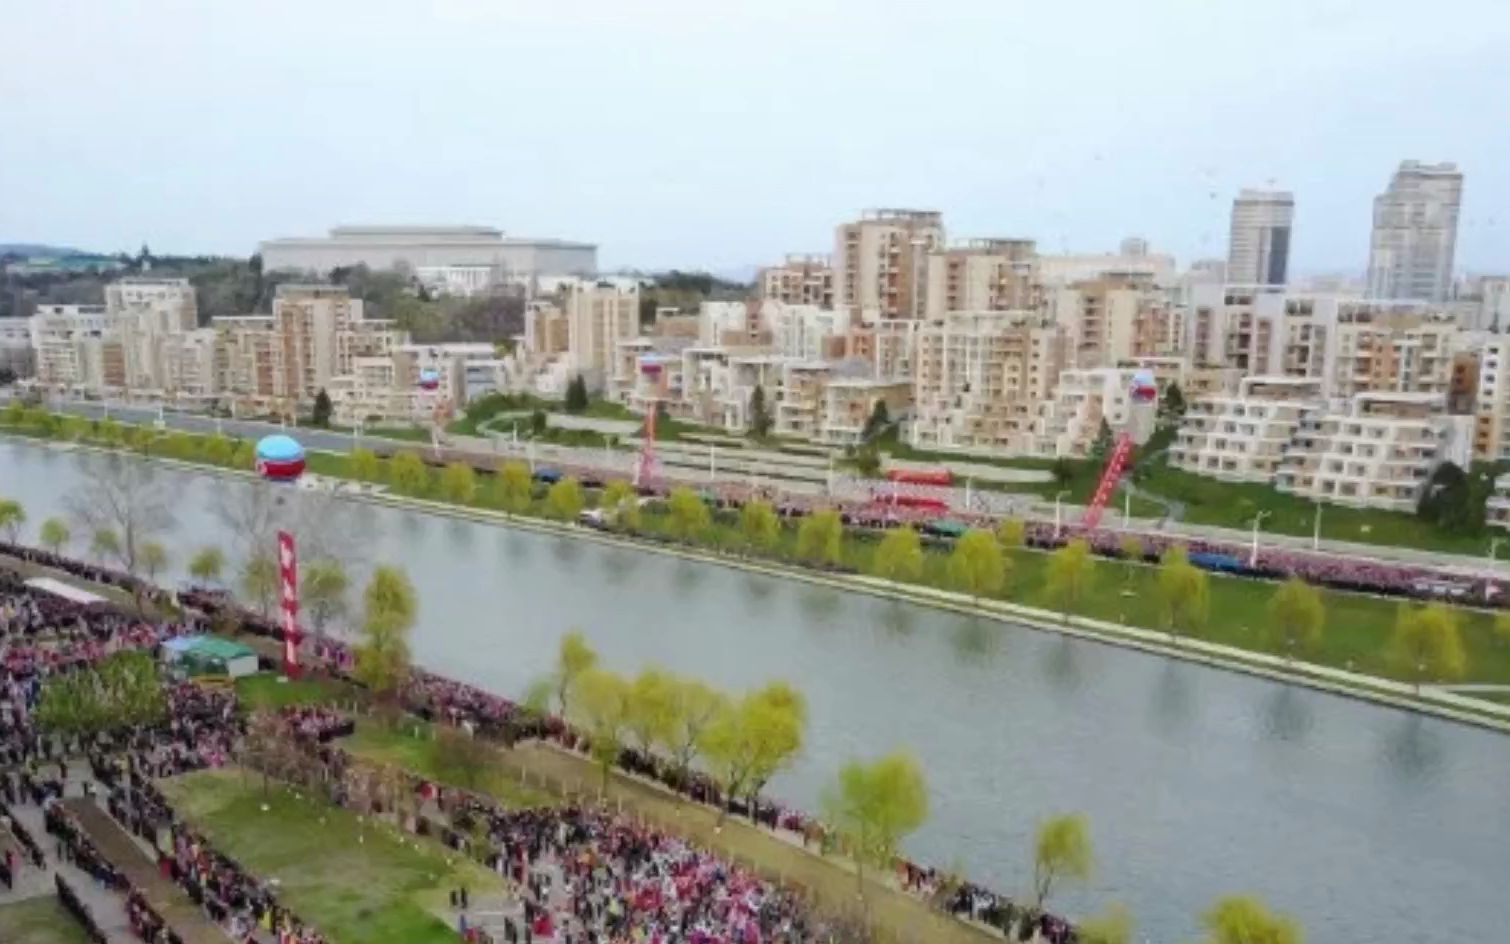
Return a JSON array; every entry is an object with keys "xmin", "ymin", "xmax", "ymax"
[
  {"xmin": 1170, "ymin": 377, "xmax": 1323, "ymax": 482},
  {"xmin": 1227, "ymin": 189, "xmax": 1294, "ymax": 286},
  {"xmin": 1365, "ymin": 161, "xmax": 1463, "ymax": 302},
  {"xmin": 1275, "ymin": 391, "xmax": 1472, "ymax": 511},
  {"xmin": 259, "ymin": 225, "xmax": 597, "ymax": 286}
]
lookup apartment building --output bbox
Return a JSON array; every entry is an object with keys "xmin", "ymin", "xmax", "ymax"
[
  {"xmin": 268, "ymin": 284, "xmax": 400, "ymax": 403},
  {"xmin": 1474, "ymin": 336, "xmax": 1510, "ymax": 461},
  {"xmin": 758, "ymin": 254, "xmax": 835, "ymax": 308},
  {"xmin": 0, "ymin": 319, "xmax": 33, "ymax": 378},
  {"xmin": 1366, "ymin": 161, "xmax": 1463, "ymax": 302},
  {"xmin": 211, "ymin": 316, "xmax": 278, "ymax": 409},
  {"xmin": 563, "ymin": 283, "xmax": 639, "ymax": 391},
  {"xmin": 1227, "ymin": 189, "xmax": 1294, "ymax": 286},
  {"xmin": 1275, "ymin": 392, "xmax": 1472, "ymax": 511},
  {"xmin": 923, "ymin": 238, "xmax": 1039, "ymax": 318},
  {"xmin": 821, "ymin": 378, "xmax": 911, "ymax": 446},
  {"xmin": 1329, "ymin": 307, "xmax": 1458, "ymax": 404},
  {"xmin": 1487, "ymin": 473, "xmax": 1510, "ymax": 531},
  {"xmin": 761, "ymin": 302, "xmax": 851, "ymax": 361},
  {"xmin": 1036, "ymin": 367, "xmax": 1133, "ymax": 458},
  {"xmin": 523, "ymin": 302, "xmax": 570, "ymax": 357},
  {"xmin": 841, "ymin": 320, "xmax": 916, "ymax": 380},
  {"xmin": 1169, "ymin": 377, "xmax": 1323, "ymax": 482},
  {"xmin": 28, "ymin": 306, "xmax": 116, "ymax": 392},
  {"xmin": 104, "ymin": 277, "xmax": 197, "ymax": 333},
  {"xmin": 1048, "ymin": 276, "xmax": 1174, "ymax": 369},
  {"xmin": 325, "ymin": 344, "xmax": 475, "ymax": 427},
  {"xmin": 834, "ymin": 209, "xmax": 944, "ymax": 318},
  {"xmin": 158, "ymin": 329, "xmax": 219, "ymax": 402},
  {"xmin": 909, "ymin": 312, "xmax": 1064, "ymax": 456},
  {"xmin": 1037, "ymin": 243, "xmax": 1177, "ymax": 287}
]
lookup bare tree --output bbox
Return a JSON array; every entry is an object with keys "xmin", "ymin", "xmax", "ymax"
[{"xmin": 66, "ymin": 454, "xmax": 176, "ymax": 580}]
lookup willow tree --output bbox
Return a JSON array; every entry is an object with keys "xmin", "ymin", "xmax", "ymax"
[
  {"xmin": 871, "ymin": 526, "xmax": 924, "ymax": 584},
  {"xmin": 1392, "ymin": 602, "xmax": 1467, "ymax": 692},
  {"xmin": 948, "ymin": 529, "xmax": 1005, "ymax": 601},
  {"xmin": 493, "ymin": 461, "xmax": 535, "ymax": 515},
  {"xmin": 821, "ymin": 750, "xmax": 930, "ymax": 901},
  {"xmin": 39, "ymin": 517, "xmax": 71, "ymax": 555},
  {"xmin": 437, "ymin": 462, "xmax": 477, "ymax": 504},
  {"xmin": 1043, "ymin": 538, "xmax": 1095, "ymax": 622},
  {"xmin": 1267, "ymin": 577, "xmax": 1325, "ymax": 662},
  {"xmin": 739, "ymin": 500, "xmax": 781, "ymax": 555},
  {"xmin": 354, "ymin": 565, "xmax": 418, "ymax": 713},
  {"xmin": 1157, "ymin": 546, "xmax": 1209, "ymax": 641},
  {"xmin": 545, "ymin": 478, "xmax": 585, "ymax": 521},
  {"xmin": 1200, "ymin": 896, "xmax": 1302, "ymax": 944},
  {"xmin": 665, "ymin": 486, "xmax": 712, "ymax": 542},
  {"xmin": 796, "ymin": 509, "xmax": 845, "ymax": 566},
  {"xmin": 1033, "ymin": 813, "xmax": 1094, "ymax": 910}
]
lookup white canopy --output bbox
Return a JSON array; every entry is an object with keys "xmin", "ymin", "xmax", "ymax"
[{"xmin": 23, "ymin": 577, "xmax": 106, "ymax": 606}]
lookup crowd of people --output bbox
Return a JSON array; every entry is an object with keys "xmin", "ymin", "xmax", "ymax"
[{"xmin": 5, "ymin": 546, "xmax": 1100, "ymax": 942}]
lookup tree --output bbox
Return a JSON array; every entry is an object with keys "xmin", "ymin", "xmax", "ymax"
[
  {"xmin": 529, "ymin": 408, "xmax": 547, "ymax": 437},
  {"xmin": 1200, "ymin": 896, "xmax": 1302, "ymax": 944},
  {"xmin": 388, "ymin": 451, "xmax": 431, "ymax": 496},
  {"xmin": 1078, "ymin": 905, "xmax": 1134, "ymax": 944},
  {"xmin": 554, "ymin": 630, "xmax": 599, "ymax": 716},
  {"xmin": 1267, "ymin": 577, "xmax": 1325, "ymax": 662},
  {"xmin": 571, "ymin": 668, "xmax": 630, "ymax": 791},
  {"xmin": 138, "ymin": 541, "xmax": 169, "ymax": 584},
  {"xmin": 311, "ymin": 388, "xmax": 333, "ymax": 427},
  {"xmin": 748, "ymin": 384, "xmax": 773, "ymax": 438},
  {"xmin": 203, "ymin": 435, "xmax": 236, "ymax": 467},
  {"xmin": 39, "ymin": 517, "xmax": 70, "ymax": 554},
  {"xmin": 189, "ymin": 546, "xmax": 225, "ymax": 586},
  {"xmin": 438, "ymin": 462, "xmax": 478, "ymax": 504},
  {"xmin": 601, "ymin": 479, "xmax": 640, "ymax": 531},
  {"xmin": 0, "ymin": 499, "xmax": 25, "ymax": 543},
  {"xmin": 861, "ymin": 399, "xmax": 891, "ymax": 441},
  {"xmin": 1157, "ymin": 546, "xmax": 1209, "ymax": 641},
  {"xmin": 231, "ymin": 440, "xmax": 256, "ymax": 470},
  {"xmin": 852, "ymin": 445, "xmax": 881, "ymax": 477},
  {"xmin": 1033, "ymin": 813, "xmax": 1093, "ymax": 910},
  {"xmin": 701, "ymin": 681, "xmax": 807, "ymax": 820},
  {"xmin": 302, "ymin": 559, "xmax": 350, "ymax": 639},
  {"xmin": 90, "ymin": 528, "xmax": 120, "ymax": 564},
  {"xmin": 1043, "ymin": 538, "xmax": 1095, "ymax": 622},
  {"xmin": 493, "ymin": 461, "xmax": 534, "ymax": 515},
  {"xmin": 349, "ymin": 447, "xmax": 380, "ymax": 482},
  {"xmin": 872, "ymin": 526, "xmax": 924, "ymax": 583},
  {"xmin": 35, "ymin": 651, "xmax": 165, "ymax": 740},
  {"xmin": 996, "ymin": 517, "xmax": 1026, "ymax": 551},
  {"xmin": 624, "ymin": 667, "xmax": 679, "ymax": 756},
  {"xmin": 66, "ymin": 455, "xmax": 176, "ymax": 580},
  {"xmin": 564, "ymin": 375, "xmax": 590, "ymax": 413},
  {"xmin": 1392, "ymin": 602, "xmax": 1467, "ymax": 692},
  {"xmin": 821, "ymin": 750, "xmax": 929, "ymax": 898},
  {"xmin": 1090, "ymin": 419, "xmax": 1114, "ymax": 462},
  {"xmin": 240, "ymin": 551, "xmax": 280, "ymax": 617},
  {"xmin": 1162, "ymin": 381, "xmax": 1187, "ymax": 418},
  {"xmin": 796, "ymin": 509, "xmax": 845, "ymax": 566},
  {"xmin": 665, "ymin": 486, "xmax": 711, "ymax": 542},
  {"xmin": 1051, "ymin": 457, "xmax": 1076, "ymax": 489},
  {"xmin": 948, "ymin": 529, "xmax": 1005, "ymax": 601},
  {"xmin": 1416, "ymin": 461, "xmax": 1481, "ymax": 534},
  {"xmin": 665, "ymin": 676, "xmax": 727, "ymax": 776},
  {"xmin": 1119, "ymin": 534, "xmax": 1144, "ymax": 584},
  {"xmin": 1496, "ymin": 610, "xmax": 1510, "ymax": 649},
  {"xmin": 545, "ymin": 477, "xmax": 585, "ymax": 521},
  {"xmin": 429, "ymin": 725, "xmax": 497, "ymax": 791},
  {"xmin": 739, "ymin": 500, "xmax": 781, "ymax": 555},
  {"xmin": 354, "ymin": 566, "xmax": 418, "ymax": 710}
]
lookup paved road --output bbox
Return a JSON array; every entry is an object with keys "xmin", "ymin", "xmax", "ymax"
[{"xmin": 16, "ymin": 394, "xmax": 1510, "ymax": 577}]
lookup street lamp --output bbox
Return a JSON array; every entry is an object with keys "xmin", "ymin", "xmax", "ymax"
[
  {"xmin": 1054, "ymin": 489, "xmax": 1071, "ymax": 540},
  {"xmin": 1250, "ymin": 510, "xmax": 1271, "ymax": 567}
]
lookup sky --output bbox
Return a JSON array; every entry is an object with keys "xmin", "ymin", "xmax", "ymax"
[{"xmin": 2, "ymin": 0, "xmax": 1508, "ymax": 276}]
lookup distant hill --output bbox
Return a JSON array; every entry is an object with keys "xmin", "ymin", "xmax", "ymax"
[{"xmin": 0, "ymin": 243, "xmax": 86, "ymax": 258}]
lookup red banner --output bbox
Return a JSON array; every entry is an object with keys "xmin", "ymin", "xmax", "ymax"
[{"xmin": 277, "ymin": 530, "xmax": 301, "ymax": 678}]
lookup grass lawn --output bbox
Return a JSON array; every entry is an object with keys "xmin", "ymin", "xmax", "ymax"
[
  {"xmin": 159, "ymin": 768, "xmax": 495, "ymax": 944},
  {"xmin": 235, "ymin": 673, "xmax": 360, "ymax": 711},
  {"xmin": 344, "ymin": 722, "xmax": 558, "ymax": 810},
  {"xmin": 0, "ymin": 899, "xmax": 94, "ymax": 944}
]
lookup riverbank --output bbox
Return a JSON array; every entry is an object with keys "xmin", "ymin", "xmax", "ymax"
[{"xmin": 6, "ymin": 427, "xmax": 1510, "ymax": 734}]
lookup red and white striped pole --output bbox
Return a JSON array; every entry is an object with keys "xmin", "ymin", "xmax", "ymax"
[{"xmin": 277, "ymin": 530, "xmax": 302, "ymax": 678}]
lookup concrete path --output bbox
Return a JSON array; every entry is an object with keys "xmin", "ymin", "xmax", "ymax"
[
  {"xmin": 61, "ymin": 800, "xmax": 226, "ymax": 944},
  {"xmin": 2, "ymin": 794, "xmax": 137, "ymax": 943}
]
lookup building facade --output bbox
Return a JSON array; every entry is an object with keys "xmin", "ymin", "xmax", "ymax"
[
  {"xmin": 259, "ymin": 225, "xmax": 597, "ymax": 283},
  {"xmin": 758, "ymin": 254, "xmax": 835, "ymax": 308},
  {"xmin": 834, "ymin": 209, "xmax": 945, "ymax": 318},
  {"xmin": 1365, "ymin": 161, "xmax": 1463, "ymax": 302},
  {"xmin": 1227, "ymin": 189, "xmax": 1294, "ymax": 286}
]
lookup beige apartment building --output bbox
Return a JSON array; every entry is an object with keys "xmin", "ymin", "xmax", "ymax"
[
  {"xmin": 158, "ymin": 329, "xmax": 219, "ymax": 402},
  {"xmin": 566, "ymin": 283, "xmax": 639, "ymax": 386},
  {"xmin": 1474, "ymin": 337, "xmax": 1510, "ymax": 461},
  {"xmin": 269, "ymin": 284, "xmax": 398, "ymax": 403},
  {"xmin": 1487, "ymin": 473, "xmax": 1510, "ymax": 530},
  {"xmin": 1275, "ymin": 392, "xmax": 1473, "ymax": 511},
  {"xmin": 909, "ymin": 312, "xmax": 1064, "ymax": 456},
  {"xmin": 211, "ymin": 316, "xmax": 279, "ymax": 409},
  {"xmin": 1169, "ymin": 377, "xmax": 1324, "ymax": 482},
  {"xmin": 1329, "ymin": 308, "xmax": 1458, "ymax": 403},
  {"xmin": 834, "ymin": 209, "xmax": 944, "ymax": 318},
  {"xmin": 758, "ymin": 254, "xmax": 835, "ymax": 308},
  {"xmin": 923, "ymin": 238, "xmax": 1039, "ymax": 319},
  {"xmin": 1048, "ymin": 276, "xmax": 1175, "ymax": 369},
  {"xmin": 1036, "ymin": 367, "xmax": 1134, "ymax": 457},
  {"xmin": 821, "ymin": 377, "xmax": 911, "ymax": 446}
]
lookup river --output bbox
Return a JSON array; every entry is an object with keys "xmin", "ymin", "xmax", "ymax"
[{"xmin": 3, "ymin": 438, "xmax": 1507, "ymax": 942}]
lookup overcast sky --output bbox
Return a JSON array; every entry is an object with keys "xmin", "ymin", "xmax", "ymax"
[{"xmin": 2, "ymin": 0, "xmax": 1507, "ymax": 276}]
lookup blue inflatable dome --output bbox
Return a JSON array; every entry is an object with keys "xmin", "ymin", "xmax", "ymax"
[{"xmin": 255, "ymin": 434, "xmax": 305, "ymax": 462}]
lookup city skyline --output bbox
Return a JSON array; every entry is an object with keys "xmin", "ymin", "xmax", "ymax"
[{"xmin": 1, "ymin": 1, "xmax": 1507, "ymax": 274}]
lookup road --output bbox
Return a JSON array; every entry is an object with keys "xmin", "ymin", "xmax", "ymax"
[{"xmin": 15, "ymin": 393, "xmax": 1510, "ymax": 578}]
